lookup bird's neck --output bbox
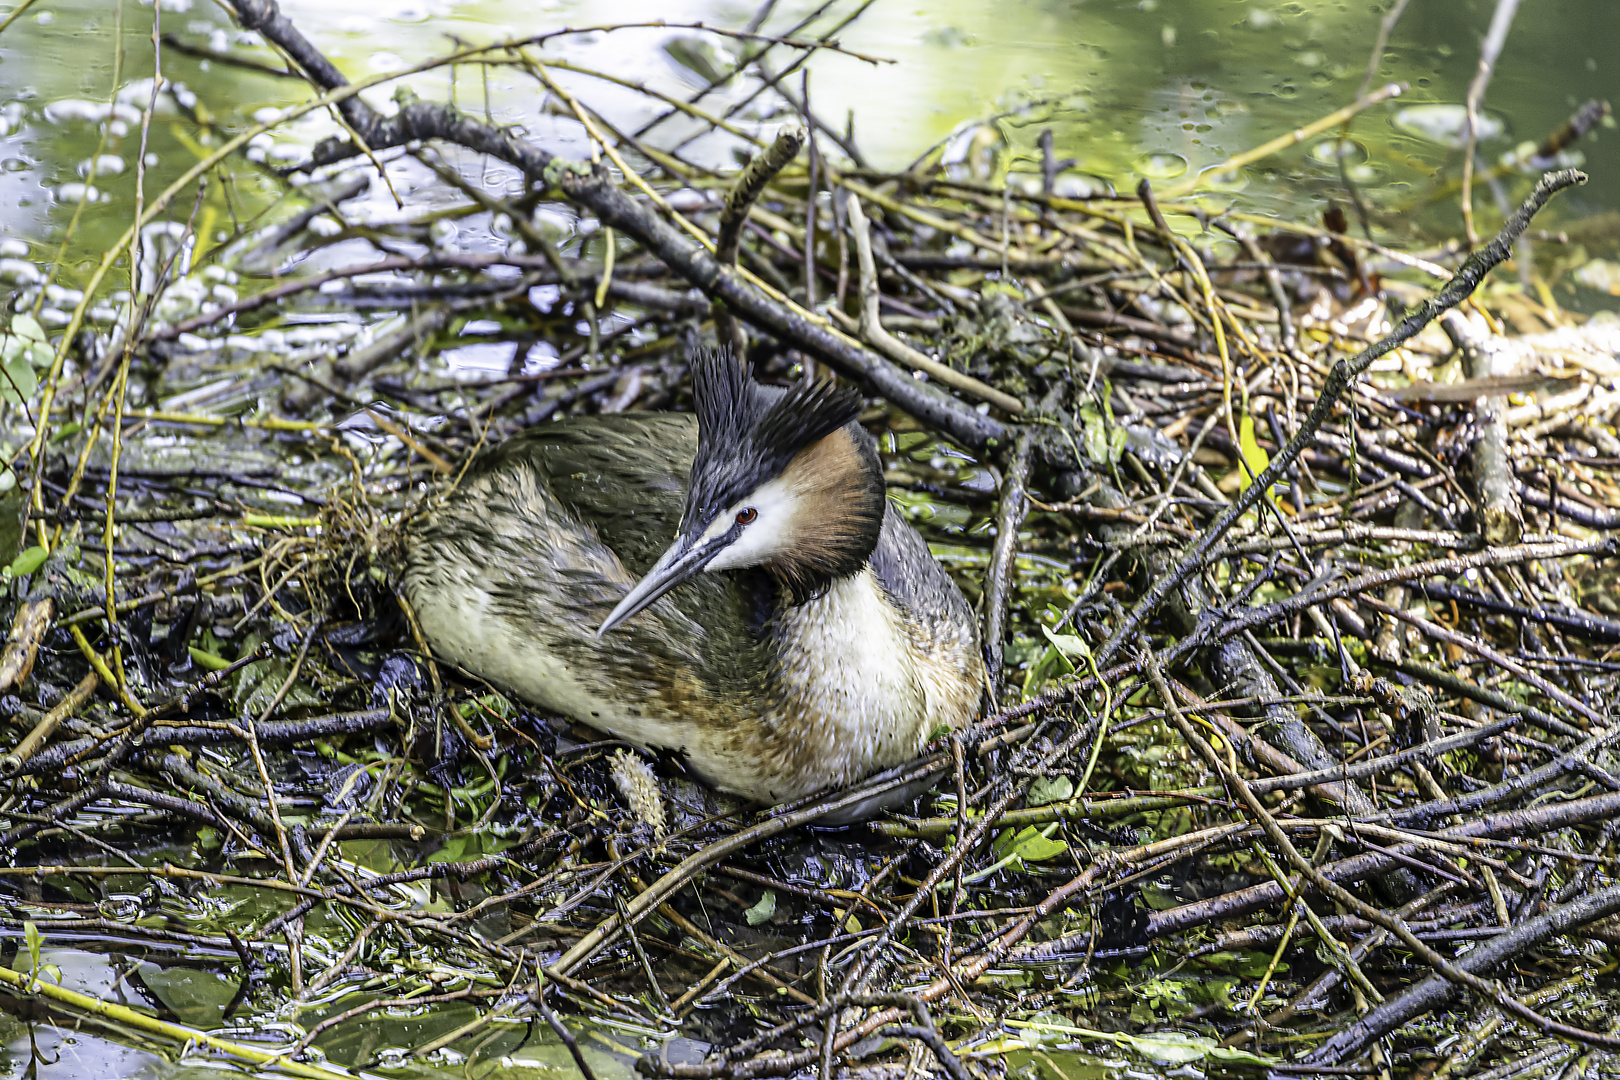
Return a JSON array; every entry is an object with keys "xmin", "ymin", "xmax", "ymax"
[{"xmin": 765, "ymin": 562, "xmax": 925, "ymax": 733}]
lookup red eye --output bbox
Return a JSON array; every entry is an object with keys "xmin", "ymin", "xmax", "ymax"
[{"xmin": 735, "ymin": 508, "xmax": 757, "ymax": 525}]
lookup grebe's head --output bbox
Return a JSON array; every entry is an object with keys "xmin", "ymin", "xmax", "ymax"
[{"xmin": 598, "ymin": 347, "xmax": 884, "ymax": 635}]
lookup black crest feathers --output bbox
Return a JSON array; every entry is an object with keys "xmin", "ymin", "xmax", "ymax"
[
  {"xmin": 683, "ymin": 347, "xmax": 865, "ymax": 523},
  {"xmin": 688, "ymin": 346, "xmax": 752, "ymax": 467}
]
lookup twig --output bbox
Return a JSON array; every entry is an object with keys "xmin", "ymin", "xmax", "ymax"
[
  {"xmin": 982, "ymin": 428, "xmax": 1033, "ymax": 696},
  {"xmin": 1, "ymin": 671, "xmax": 98, "ymax": 776},
  {"xmin": 1338, "ymin": 0, "xmax": 1411, "ymax": 236},
  {"xmin": 803, "ymin": 72, "xmax": 819, "ymax": 346},
  {"xmin": 538, "ymin": 985, "xmax": 601, "ymax": 1080},
  {"xmin": 1163, "ymin": 82, "xmax": 1406, "ymax": 198},
  {"xmin": 840, "ymin": 195, "xmax": 1024, "ymax": 413},
  {"xmin": 1460, "ymin": 0, "xmax": 1523, "ymax": 246},
  {"xmin": 715, "ymin": 125, "xmax": 805, "ymax": 357},
  {"xmin": 717, "ymin": 126, "xmax": 805, "ymax": 267}
]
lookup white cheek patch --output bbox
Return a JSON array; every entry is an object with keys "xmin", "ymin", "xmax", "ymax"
[{"xmin": 705, "ymin": 477, "xmax": 797, "ymax": 571}]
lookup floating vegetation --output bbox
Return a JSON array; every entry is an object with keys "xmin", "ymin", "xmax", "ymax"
[{"xmin": 1392, "ymin": 104, "xmax": 1508, "ymax": 148}]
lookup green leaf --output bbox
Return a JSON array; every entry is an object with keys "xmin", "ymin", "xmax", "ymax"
[
  {"xmin": 0, "ymin": 486, "xmax": 23, "ymax": 576},
  {"xmin": 1027, "ymin": 775, "xmax": 1073, "ymax": 807},
  {"xmin": 744, "ymin": 889, "xmax": 777, "ymax": 926},
  {"xmin": 1040, "ymin": 624, "xmax": 1090, "ymax": 659},
  {"xmin": 10, "ymin": 314, "xmax": 45, "ymax": 344},
  {"xmin": 1020, "ymin": 644, "xmax": 1072, "ymax": 700},
  {"xmin": 662, "ymin": 36, "xmax": 729, "ymax": 85},
  {"xmin": 23, "ymin": 921, "xmax": 41, "ymax": 975},
  {"xmin": 0, "ymin": 354, "xmax": 36, "ymax": 404},
  {"xmin": 1237, "ymin": 413, "xmax": 1276, "ymax": 503},
  {"xmin": 1138, "ymin": 977, "xmax": 1187, "ymax": 1004},
  {"xmin": 981, "ymin": 279, "xmax": 1024, "ymax": 300},
  {"xmin": 893, "ymin": 431, "xmax": 929, "ymax": 453},
  {"xmin": 138, "ymin": 965, "xmax": 244, "ymax": 1026},
  {"xmin": 233, "ymin": 657, "xmax": 323, "ymax": 716},
  {"xmin": 993, "ymin": 825, "xmax": 1069, "ymax": 864},
  {"xmin": 188, "ymin": 646, "xmax": 231, "ymax": 671},
  {"xmin": 1005, "ymin": 1019, "xmax": 1277, "ymax": 1066},
  {"xmin": 1077, "ymin": 402, "xmax": 1121, "ymax": 465},
  {"xmin": 5, "ymin": 545, "xmax": 46, "ymax": 578},
  {"xmin": 1023, "ymin": 623, "xmax": 1088, "ymax": 699},
  {"xmin": 1122, "ymin": 1032, "xmax": 1229, "ymax": 1064}
]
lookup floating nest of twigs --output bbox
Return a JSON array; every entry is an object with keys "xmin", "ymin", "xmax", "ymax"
[{"xmin": 0, "ymin": 2, "xmax": 1617, "ymax": 1078}]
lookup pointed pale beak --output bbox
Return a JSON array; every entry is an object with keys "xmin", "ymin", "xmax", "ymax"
[{"xmin": 598, "ymin": 534, "xmax": 727, "ymax": 636}]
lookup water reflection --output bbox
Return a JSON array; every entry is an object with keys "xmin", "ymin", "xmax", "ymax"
[
  {"xmin": 1, "ymin": 0, "xmax": 1615, "ymax": 279},
  {"xmin": 2, "ymin": 950, "xmax": 163, "ymax": 1079}
]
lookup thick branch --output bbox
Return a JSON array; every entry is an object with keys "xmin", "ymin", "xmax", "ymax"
[{"xmin": 1440, "ymin": 309, "xmax": 1522, "ymax": 544}]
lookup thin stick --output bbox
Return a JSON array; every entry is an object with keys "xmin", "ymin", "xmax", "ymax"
[
  {"xmin": 630, "ymin": 0, "xmax": 834, "ymax": 139},
  {"xmin": 100, "ymin": 4, "xmax": 164, "ymax": 697},
  {"xmin": 69, "ymin": 625, "xmax": 146, "ymax": 717},
  {"xmin": 983, "ymin": 428, "xmax": 1033, "ymax": 696},
  {"xmin": 717, "ymin": 128, "xmax": 804, "ymax": 266},
  {"xmin": 0, "ymin": 0, "xmax": 44, "ymax": 35},
  {"xmin": 1338, "ymin": 0, "xmax": 1411, "ymax": 236},
  {"xmin": 802, "ymin": 69, "xmax": 819, "ymax": 381},
  {"xmin": 841, "ymin": 196, "xmax": 1024, "ymax": 412},
  {"xmin": 1163, "ymin": 82, "xmax": 1406, "ymax": 198},
  {"xmin": 538, "ymin": 986, "xmax": 601, "ymax": 1080},
  {"xmin": 1461, "ymin": 0, "xmax": 1523, "ymax": 246},
  {"xmin": 715, "ymin": 125, "xmax": 805, "ymax": 358},
  {"xmin": 0, "ymin": 671, "xmax": 98, "ymax": 776}
]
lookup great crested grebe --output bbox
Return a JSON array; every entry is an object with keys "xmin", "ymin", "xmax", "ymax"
[{"xmin": 402, "ymin": 348, "xmax": 985, "ymax": 805}]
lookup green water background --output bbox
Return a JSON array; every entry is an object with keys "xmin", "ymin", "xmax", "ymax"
[{"xmin": 2, "ymin": 0, "xmax": 1618, "ymax": 285}]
